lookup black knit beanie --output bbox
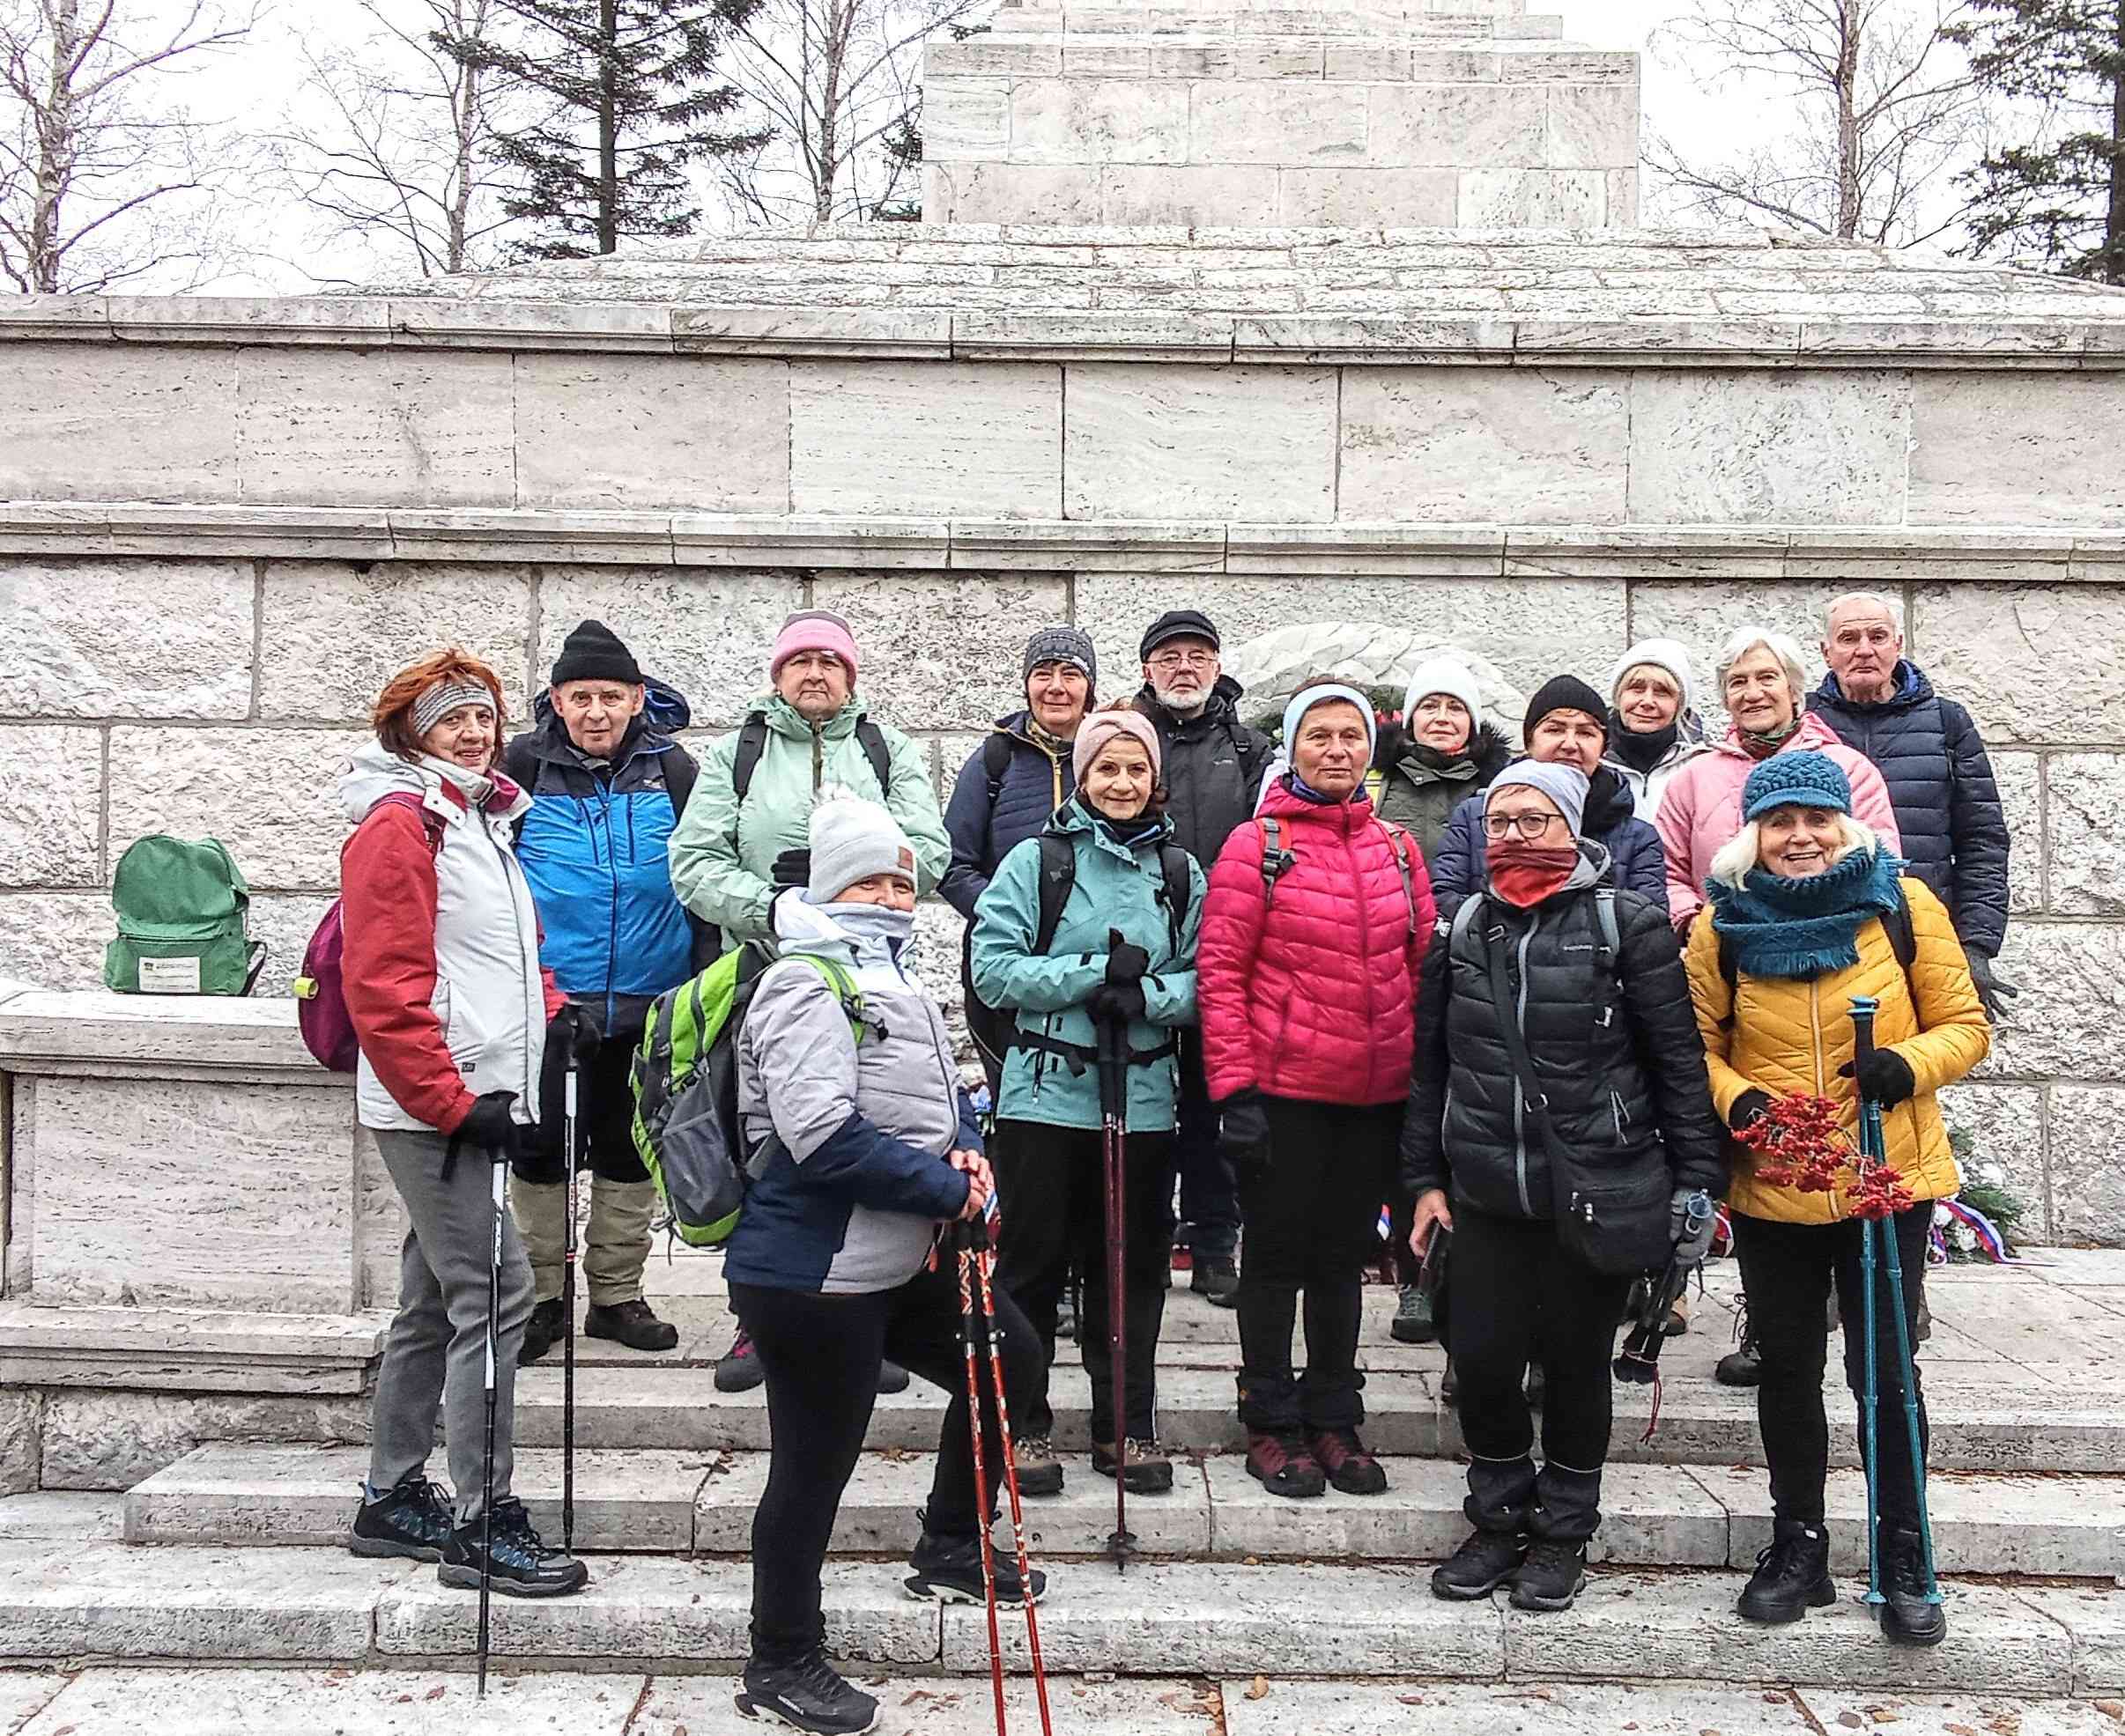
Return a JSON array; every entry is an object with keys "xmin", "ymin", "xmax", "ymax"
[
  {"xmin": 552, "ymin": 619, "xmax": 642, "ymax": 686},
  {"xmin": 1522, "ymin": 673, "xmax": 1607, "ymax": 738}
]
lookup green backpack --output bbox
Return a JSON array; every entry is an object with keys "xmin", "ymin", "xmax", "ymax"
[
  {"xmin": 104, "ymin": 835, "xmax": 267, "ymax": 996},
  {"xmin": 631, "ymin": 948, "xmax": 864, "ymax": 1246}
]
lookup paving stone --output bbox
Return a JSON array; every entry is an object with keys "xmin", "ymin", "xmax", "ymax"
[
  {"xmin": 374, "ymin": 1555, "xmax": 939, "ymax": 1666},
  {"xmin": 941, "ymin": 1561, "xmax": 1504, "ymax": 1676},
  {"xmin": 635, "ymin": 1674, "xmax": 1219, "ymax": 1735},
  {"xmin": 1791, "ymin": 1689, "xmax": 2125, "ymax": 1735},
  {"xmin": 1500, "ymin": 1570, "xmax": 2071, "ymax": 1694},
  {"xmin": 0, "ymin": 1493, "xmax": 122, "ymax": 1543},
  {"xmin": 2020, "ymin": 1586, "xmax": 2125, "ymax": 1692},
  {"xmin": 16, "ymin": 1667, "xmax": 647, "ymax": 1735},
  {"xmin": 1222, "ymin": 1680, "xmax": 1818, "ymax": 1735},
  {"xmin": 0, "ymin": 1672, "xmax": 69, "ymax": 1732}
]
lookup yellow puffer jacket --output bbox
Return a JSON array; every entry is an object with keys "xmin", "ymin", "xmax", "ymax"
[{"xmin": 1683, "ymin": 875, "xmax": 1989, "ymax": 1225}]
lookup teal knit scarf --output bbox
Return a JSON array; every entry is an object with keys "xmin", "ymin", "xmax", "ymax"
[{"xmin": 1707, "ymin": 847, "xmax": 1907, "ymax": 980}]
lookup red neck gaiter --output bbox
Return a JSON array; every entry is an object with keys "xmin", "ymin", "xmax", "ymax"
[{"xmin": 1486, "ymin": 841, "xmax": 1580, "ymax": 908}]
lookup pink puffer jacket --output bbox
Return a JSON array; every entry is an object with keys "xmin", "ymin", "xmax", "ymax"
[
  {"xmin": 1655, "ymin": 711, "xmax": 1904, "ymax": 933},
  {"xmin": 1198, "ymin": 780, "xmax": 1435, "ymax": 1106}
]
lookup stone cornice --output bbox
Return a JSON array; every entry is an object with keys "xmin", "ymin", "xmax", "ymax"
[{"xmin": 6, "ymin": 501, "xmax": 2125, "ymax": 580}]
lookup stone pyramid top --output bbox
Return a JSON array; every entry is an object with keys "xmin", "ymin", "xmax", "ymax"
[{"xmin": 920, "ymin": 0, "xmax": 1633, "ymax": 226}]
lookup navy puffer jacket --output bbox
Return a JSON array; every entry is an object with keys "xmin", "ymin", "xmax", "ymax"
[
  {"xmin": 941, "ymin": 713, "xmax": 1074, "ymax": 920},
  {"xmin": 1811, "ymin": 662, "xmax": 2009, "ymax": 956},
  {"xmin": 1428, "ymin": 762, "xmax": 1665, "ymax": 921}
]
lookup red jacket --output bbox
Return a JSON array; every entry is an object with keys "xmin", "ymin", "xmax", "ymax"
[{"xmin": 1198, "ymin": 780, "xmax": 1435, "ymax": 1106}]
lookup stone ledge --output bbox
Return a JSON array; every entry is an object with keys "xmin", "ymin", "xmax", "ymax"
[
  {"xmin": 0, "ymin": 1305, "xmax": 387, "ymax": 1396},
  {"xmin": 0, "ymin": 988, "xmax": 320, "ymax": 1075}
]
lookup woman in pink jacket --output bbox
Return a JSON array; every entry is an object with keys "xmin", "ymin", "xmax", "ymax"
[
  {"xmin": 1198, "ymin": 679, "xmax": 1435, "ymax": 1502},
  {"xmin": 1657, "ymin": 628, "xmax": 1901, "ymax": 934}
]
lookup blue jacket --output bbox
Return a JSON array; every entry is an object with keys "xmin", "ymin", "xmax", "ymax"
[
  {"xmin": 504, "ymin": 681, "xmax": 701, "ymax": 1036},
  {"xmin": 941, "ymin": 713, "xmax": 1076, "ymax": 920},
  {"xmin": 1811, "ymin": 661, "xmax": 2009, "ymax": 956},
  {"xmin": 1430, "ymin": 762, "xmax": 1665, "ymax": 920},
  {"xmin": 971, "ymin": 798, "xmax": 1205, "ymax": 1134}
]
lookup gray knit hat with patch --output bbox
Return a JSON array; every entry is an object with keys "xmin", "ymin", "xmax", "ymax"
[
  {"xmin": 806, "ymin": 792, "xmax": 920, "ymax": 903},
  {"xmin": 1023, "ymin": 625, "xmax": 1097, "ymax": 688}
]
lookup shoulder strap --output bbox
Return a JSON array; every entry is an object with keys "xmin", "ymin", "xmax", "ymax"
[
  {"xmin": 1157, "ymin": 843, "xmax": 1191, "ymax": 954},
  {"xmin": 1594, "ymin": 887, "xmax": 1619, "ymax": 967},
  {"xmin": 1450, "ymin": 890, "xmax": 1485, "ymax": 951},
  {"xmin": 1885, "ymin": 890, "xmax": 1916, "ymax": 973},
  {"xmin": 370, "ymin": 792, "xmax": 445, "ymax": 861},
  {"xmin": 730, "ymin": 714, "xmax": 770, "ymax": 807},
  {"xmin": 1230, "ymin": 720, "xmax": 1264, "ymax": 780},
  {"xmin": 1033, "ymin": 831, "xmax": 1077, "ymax": 956},
  {"xmin": 1718, "ymin": 926, "xmax": 1737, "ymax": 991},
  {"xmin": 1380, "ymin": 821, "xmax": 1418, "ymax": 937},
  {"xmin": 1482, "ymin": 917, "xmax": 1551, "ymax": 1131},
  {"xmin": 981, "ymin": 731, "xmax": 1014, "ymax": 799},
  {"xmin": 1259, "ymin": 817, "xmax": 1293, "ymax": 908},
  {"xmin": 855, "ymin": 718, "xmax": 893, "ymax": 796},
  {"xmin": 662, "ymin": 743, "xmax": 698, "ymax": 824},
  {"xmin": 796, "ymin": 953, "xmax": 868, "ymax": 1039}
]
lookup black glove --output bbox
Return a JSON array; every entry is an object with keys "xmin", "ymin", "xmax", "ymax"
[
  {"xmin": 530, "ymin": 1003, "xmax": 601, "ymax": 1176},
  {"xmin": 457, "ymin": 1091, "xmax": 525, "ymax": 1163},
  {"xmin": 1965, "ymin": 947, "xmax": 2018, "ymax": 1023},
  {"xmin": 1089, "ymin": 980, "xmax": 1147, "ymax": 1024},
  {"xmin": 1218, "ymin": 1090, "xmax": 1272, "ymax": 1174},
  {"xmin": 1839, "ymin": 1047, "xmax": 1917, "ymax": 1109},
  {"xmin": 1105, "ymin": 929, "xmax": 1151, "ymax": 987},
  {"xmin": 1727, "ymin": 1089, "xmax": 1772, "ymax": 1134},
  {"xmin": 772, "ymin": 847, "xmax": 812, "ymax": 890}
]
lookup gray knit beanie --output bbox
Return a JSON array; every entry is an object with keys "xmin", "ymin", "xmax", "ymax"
[
  {"xmin": 1486, "ymin": 760, "xmax": 1590, "ymax": 839},
  {"xmin": 806, "ymin": 793, "xmax": 919, "ymax": 903},
  {"xmin": 1023, "ymin": 625, "xmax": 1096, "ymax": 689}
]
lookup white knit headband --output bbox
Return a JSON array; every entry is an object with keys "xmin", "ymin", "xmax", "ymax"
[{"xmin": 411, "ymin": 678, "xmax": 495, "ymax": 735}]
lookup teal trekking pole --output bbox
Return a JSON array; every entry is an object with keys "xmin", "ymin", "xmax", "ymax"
[{"xmin": 1848, "ymin": 996, "xmax": 1941, "ymax": 1617}]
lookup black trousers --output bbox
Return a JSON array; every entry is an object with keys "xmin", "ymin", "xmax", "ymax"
[
  {"xmin": 1172, "ymin": 1028, "xmax": 1240, "ymax": 1260},
  {"xmin": 992, "ymin": 1119, "xmax": 1173, "ymax": 1442},
  {"xmin": 514, "ymin": 1031, "xmax": 651, "ymax": 1186},
  {"xmin": 1732, "ymin": 1204, "xmax": 1932, "ymax": 1533},
  {"xmin": 1234, "ymin": 1097, "xmax": 1399, "ymax": 1434},
  {"xmin": 1448, "ymin": 1206, "xmax": 1632, "ymax": 1543},
  {"xmin": 731, "ymin": 1262, "xmax": 1042, "ymax": 1669}
]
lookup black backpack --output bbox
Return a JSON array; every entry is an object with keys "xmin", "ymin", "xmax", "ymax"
[
  {"xmin": 732, "ymin": 710, "xmax": 892, "ymax": 804},
  {"xmin": 1032, "ymin": 831, "xmax": 1193, "ymax": 957}
]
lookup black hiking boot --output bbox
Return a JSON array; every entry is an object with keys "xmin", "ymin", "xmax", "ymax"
[
  {"xmin": 1509, "ymin": 1539, "xmax": 1588, "ymax": 1612},
  {"xmin": 1878, "ymin": 1524, "xmax": 1948, "ymax": 1648},
  {"xmin": 1736, "ymin": 1519, "xmax": 1834, "ymax": 1624},
  {"xmin": 736, "ymin": 1652, "xmax": 880, "ymax": 1735},
  {"xmin": 520, "ymin": 1297, "xmax": 566, "ymax": 1365},
  {"xmin": 1391, "ymin": 1283, "xmax": 1438, "ymax": 1344},
  {"xmin": 584, "ymin": 1297, "xmax": 679, "ymax": 1353},
  {"xmin": 1245, "ymin": 1430, "xmax": 1327, "ymax": 1499},
  {"xmin": 877, "ymin": 1359, "xmax": 910, "ymax": 1394},
  {"xmin": 1433, "ymin": 1529, "xmax": 1526, "ymax": 1600},
  {"xmin": 1717, "ymin": 1308, "xmax": 1763, "ymax": 1386},
  {"xmin": 904, "ymin": 1511, "xmax": 1046, "ymax": 1606},
  {"xmin": 436, "ymin": 1497, "xmax": 590, "ymax": 1598},
  {"xmin": 715, "ymin": 1326, "xmax": 766, "ymax": 1392},
  {"xmin": 1191, "ymin": 1254, "xmax": 1240, "ymax": 1308},
  {"xmin": 1309, "ymin": 1426, "xmax": 1388, "ymax": 1496},
  {"xmin": 348, "ymin": 1472, "xmax": 455, "ymax": 1563}
]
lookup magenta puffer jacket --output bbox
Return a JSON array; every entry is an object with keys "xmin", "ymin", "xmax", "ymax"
[{"xmin": 1198, "ymin": 779, "xmax": 1435, "ymax": 1107}]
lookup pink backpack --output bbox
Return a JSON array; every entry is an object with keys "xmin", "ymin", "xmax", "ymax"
[{"xmin": 295, "ymin": 794, "xmax": 445, "ymax": 1072}]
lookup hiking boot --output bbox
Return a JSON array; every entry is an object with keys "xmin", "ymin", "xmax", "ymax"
[
  {"xmin": 1508, "ymin": 1538, "xmax": 1588, "ymax": 1612},
  {"xmin": 585, "ymin": 1297, "xmax": 679, "ymax": 1353},
  {"xmin": 1432, "ymin": 1528, "xmax": 1525, "ymax": 1600},
  {"xmin": 904, "ymin": 1512, "xmax": 1045, "ymax": 1606},
  {"xmin": 1715, "ymin": 1338, "xmax": 1763, "ymax": 1387},
  {"xmin": 1092, "ymin": 1437, "xmax": 1174, "ymax": 1496},
  {"xmin": 1191, "ymin": 1255, "xmax": 1240, "ymax": 1309},
  {"xmin": 1524, "ymin": 1362, "xmax": 1545, "ymax": 1408},
  {"xmin": 348, "ymin": 1472, "xmax": 455, "ymax": 1563},
  {"xmin": 1391, "ymin": 1283, "xmax": 1438, "ymax": 1344},
  {"xmin": 715, "ymin": 1327, "xmax": 766, "ymax": 1392},
  {"xmin": 1309, "ymin": 1426, "xmax": 1388, "ymax": 1496},
  {"xmin": 1878, "ymin": 1524, "xmax": 1947, "ymax": 1648},
  {"xmin": 520, "ymin": 1296, "xmax": 566, "ymax": 1365},
  {"xmin": 1736, "ymin": 1518, "xmax": 1834, "ymax": 1624},
  {"xmin": 1244, "ymin": 1430, "xmax": 1326, "ymax": 1500},
  {"xmin": 736, "ymin": 1652, "xmax": 879, "ymax": 1735},
  {"xmin": 1439, "ymin": 1357, "xmax": 1458, "ymax": 1405},
  {"xmin": 437, "ymin": 1497, "xmax": 589, "ymax": 1598},
  {"xmin": 877, "ymin": 1359, "xmax": 910, "ymax": 1395},
  {"xmin": 1011, "ymin": 1436, "xmax": 1064, "ymax": 1498}
]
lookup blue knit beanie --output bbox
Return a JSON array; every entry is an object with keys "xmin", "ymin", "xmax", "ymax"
[{"xmin": 1743, "ymin": 750, "xmax": 1852, "ymax": 821}]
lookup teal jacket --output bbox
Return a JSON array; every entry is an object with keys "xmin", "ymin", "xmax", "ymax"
[
  {"xmin": 970, "ymin": 798, "xmax": 1204, "ymax": 1134},
  {"xmin": 666, "ymin": 694, "xmax": 949, "ymax": 949}
]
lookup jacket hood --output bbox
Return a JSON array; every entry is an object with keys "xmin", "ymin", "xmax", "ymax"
[
  {"xmin": 752, "ymin": 691, "xmax": 871, "ymax": 740},
  {"xmin": 1134, "ymin": 671, "xmax": 1248, "ymax": 727},
  {"xmin": 1815, "ymin": 661, "xmax": 1933, "ymax": 714},
  {"xmin": 527, "ymin": 676, "xmax": 692, "ymax": 760},
  {"xmin": 337, "ymin": 738, "xmax": 530, "ymax": 826},
  {"xmin": 770, "ymin": 888, "xmax": 915, "ymax": 977},
  {"xmin": 1257, "ymin": 775, "xmax": 1375, "ymax": 830},
  {"xmin": 1045, "ymin": 793, "xmax": 1175, "ymax": 859},
  {"xmin": 1375, "ymin": 720, "xmax": 1514, "ymax": 787},
  {"xmin": 1714, "ymin": 708, "xmax": 1847, "ymax": 763}
]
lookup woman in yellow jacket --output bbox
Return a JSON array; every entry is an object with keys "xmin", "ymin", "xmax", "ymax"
[{"xmin": 1684, "ymin": 751, "xmax": 1988, "ymax": 1650}]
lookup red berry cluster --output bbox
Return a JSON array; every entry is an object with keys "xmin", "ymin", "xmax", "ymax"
[{"xmin": 1735, "ymin": 1093, "xmax": 1914, "ymax": 1222}]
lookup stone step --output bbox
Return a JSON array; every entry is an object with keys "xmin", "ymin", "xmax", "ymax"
[
  {"xmin": 125, "ymin": 1442, "xmax": 2125, "ymax": 1578},
  {"xmin": 3, "ymin": 1543, "xmax": 2119, "ymax": 1693}
]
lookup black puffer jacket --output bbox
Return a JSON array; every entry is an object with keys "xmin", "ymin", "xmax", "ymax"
[
  {"xmin": 1134, "ymin": 676, "xmax": 1273, "ymax": 868},
  {"xmin": 1373, "ymin": 722, "xmax": 1514, "ymax": 863},
  {"xmin": 1400, "ymin": 846, "xmax": 1725, "ymax": 1222},
  {"xmin": 1811, "ymin": 662, "xmax": 2009, "ymax": 957}
]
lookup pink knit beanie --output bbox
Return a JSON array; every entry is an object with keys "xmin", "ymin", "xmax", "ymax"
[
  {"xmin": 769, "ymin": 609, "xmax": 860, "ymax": 685},
  {"xmin": 1072, "ymin": 709, "xmax": 1163, "ymax": 785}
]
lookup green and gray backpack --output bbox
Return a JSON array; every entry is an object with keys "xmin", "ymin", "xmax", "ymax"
[
  {"xmin": 631, "ymin": 948, "xmax": 864, "ymax": 1246},
  {"xmin": 104, "ymin": 835, "xmax": 268, "ymax": 996}
]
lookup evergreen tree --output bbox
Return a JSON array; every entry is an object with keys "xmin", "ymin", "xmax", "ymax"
[
  {"xmin": 1948, "ymin": 0, "xmax": 2125, "ymax": 282},
  {"xmin": 444, "ymin": 0, "xmax": 766, "ymax": 257}
]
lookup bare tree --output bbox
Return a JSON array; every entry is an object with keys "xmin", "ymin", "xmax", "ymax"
[
  {"xmin": 268, "ymin": 0, "xmax": 538, "ymax": 280},
  {"xmin": 711, "ymin": 0, "xmax": 988, "ymax": 225},
  {"xmin": 1646, "ymin": 0, "xmax": 1985, "ymax": 247},
  {"xmin": 0, "ymin": 0, "xmax": 260, "ymax": 292}
]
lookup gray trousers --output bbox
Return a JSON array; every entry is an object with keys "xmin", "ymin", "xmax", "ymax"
[{"xmin": 367, "ymin": 1127, "xmax": 535, "ymax": 1523}]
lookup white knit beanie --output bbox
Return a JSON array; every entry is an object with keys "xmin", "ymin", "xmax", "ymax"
[
  {"xmin": 806, "ymin": 793, "xmax": 918, "ymax": 903},
  {"xmin": 1403, "ymin": 656, "xmax": 1483, "ymax": 733},
  {"xmin": 1608, "ymin": 639, "xmax": 1697, "ymax": 718}
]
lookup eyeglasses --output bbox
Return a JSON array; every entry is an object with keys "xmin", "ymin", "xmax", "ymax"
[
  {"xmin": 1482, "ymin": 812, "xmax": 1563, "ymax": 841},
  {"xmin": 1148, "ymin": 649, "xmax": 1218, "ymax": 671}
]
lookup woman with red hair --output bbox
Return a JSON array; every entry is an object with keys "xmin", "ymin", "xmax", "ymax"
[{"xmin": 339, "ymin": 649, "xmax": 589, "ymax": 1599}]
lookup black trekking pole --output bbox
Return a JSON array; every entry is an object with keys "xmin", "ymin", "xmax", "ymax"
[
  {"xmin": 1095, "ymin": 1011, "xmax": 1137, "ymax": 1573},
  {"xmin": 561, "ymin": 1053, "xmax": 580, "ymax": 1554},
  {"xmin": 478, "ymin": 1152, "xmax": 506, "ymax": 1697}
]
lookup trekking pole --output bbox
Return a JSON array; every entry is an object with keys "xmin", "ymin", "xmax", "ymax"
[
  {"xmin": 479, "ymin": 1151, "xmax": 506, "ymax": 1698},
  {"xmin": 968, "ymin": 1215, "xmax": 1055, "ymax": 1736},
  {"xmin": 561, "ymin": 1052, "xmax": 580, "ymax": 1554},
  {"xmin": 953, "ymin": 1220, "xmax": 1009, "ymax": 1735},
  {"xmin": 1849, "ymin": 997, "xmax": 1942, "ymax": 1614},
  {"xmin": 1095, "ymin": 1012, "xmax": 1137, "ymax": 1574}
]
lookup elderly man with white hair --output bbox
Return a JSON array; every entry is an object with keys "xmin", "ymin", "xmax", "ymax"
[
  {"xmin": 1655, "ymin": 627, "xmax": 1902, "ymax": 938},
  {"xmin": 1809, "ymin": 592, "xmax": 2015, "ymax": 1022}
]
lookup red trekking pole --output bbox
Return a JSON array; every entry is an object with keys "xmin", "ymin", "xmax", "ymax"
[{"xmin": 955, "ymin": 1217, "xmax": 1010, "ymax": 1733}]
